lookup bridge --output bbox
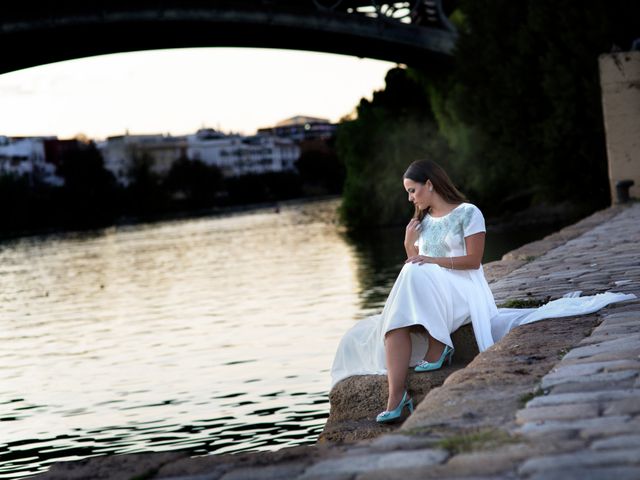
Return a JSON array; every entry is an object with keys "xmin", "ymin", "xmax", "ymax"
[{"xmin": 0, "ymin": 1, "xmax": 458, "ymax": 75}]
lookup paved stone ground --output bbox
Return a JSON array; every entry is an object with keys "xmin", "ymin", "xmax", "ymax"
[{"xmin": 37, "ymin": 203, "xmax": 640, "ymax": 480}]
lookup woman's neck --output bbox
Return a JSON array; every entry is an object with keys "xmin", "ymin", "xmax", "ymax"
[{"xmin": 428, "ymin": 197, "xmax": 461, "ymax": 217}]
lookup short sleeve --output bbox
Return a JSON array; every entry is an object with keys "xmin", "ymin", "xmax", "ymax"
[{"xmin": 463, "ymin": 205, "xmax": 486, "ymax": 237}]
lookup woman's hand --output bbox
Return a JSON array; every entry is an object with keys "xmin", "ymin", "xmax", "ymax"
[
  {"xmin": 405, "ymin": 255, "xmax": 433, "ymax": 265},
  {"xmin": 404, "ymin": 219, "xmax": 422, "ymax": 248}
]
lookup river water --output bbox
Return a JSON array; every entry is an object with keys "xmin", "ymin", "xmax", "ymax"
[{"xmin": 0, "ymin": 198, "xmax": 557, "ymax": 478}]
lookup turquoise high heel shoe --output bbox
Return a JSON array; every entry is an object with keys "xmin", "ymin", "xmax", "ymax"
[
  {"xmin": 376, "ymin": 391, "xmax": 414, "ymax": 423},
  {"xmin": 414, "ymin": 345, "xmax": 454, "ymax": 372}
]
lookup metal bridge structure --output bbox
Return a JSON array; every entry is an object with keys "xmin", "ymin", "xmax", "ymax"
[{"xmin": 0, "ymin": 1, "xmax": 458, "ymax": 74}]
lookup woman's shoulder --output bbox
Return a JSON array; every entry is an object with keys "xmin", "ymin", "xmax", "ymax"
[
  {"xmin": 457, "ymin": 202, "xmax": 483, "ymax": 216},
  {"xmin": 454, "ymin": 203, "xmax": 485, "ymax": 227}
]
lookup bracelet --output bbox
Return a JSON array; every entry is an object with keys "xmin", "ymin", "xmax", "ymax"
[{"xmin": 450, "ymin": 257, "xmax": 454, "ymax": 269}]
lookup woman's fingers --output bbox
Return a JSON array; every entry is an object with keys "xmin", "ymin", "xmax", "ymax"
[
  {"xmin": 405, "ymin": 255, "xmax": 424, "ymax": 264},
  {"xmin": 405, "ymin": 255, "xmax": 431, "ymax": 265}
]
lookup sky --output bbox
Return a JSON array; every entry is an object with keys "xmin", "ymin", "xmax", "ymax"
[{"xmin": 0, "ymin": 48, "xmax": 396, "ymax": 140}]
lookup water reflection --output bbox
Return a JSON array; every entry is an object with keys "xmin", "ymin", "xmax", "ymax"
[{"xmin": 0, "ymin": 200, "xmax": 355, "ymax": 478}]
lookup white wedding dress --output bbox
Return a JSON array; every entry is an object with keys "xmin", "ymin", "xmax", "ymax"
[{"xmin": 330, "ymin": 203, "xmax": 635, "ymax": 388}]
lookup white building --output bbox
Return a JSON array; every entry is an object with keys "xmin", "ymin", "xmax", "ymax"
[
  {"xmin": 98, "ymin": 129, "xmax": 300, "ymax": 185},
  {"xmin": 187, "ymin": 129, "xmax": 300, "ymax": 177},
  {"xmin": 0, "ymin": 136, "xmax": 62, "ymax": 185},
  {"xmin": 257, "ymin": 115, "xmax": 338, "ymax": 142},
  {"xmin": 99, "ymin": 133, "xmax": 188, "ymax": 185}
]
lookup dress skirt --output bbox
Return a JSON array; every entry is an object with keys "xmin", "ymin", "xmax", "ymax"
[
  {"xmin": 330, "ymin": 262, "xmax": 636, "ymax": 388},
  {"xmin": 382, "ymin": 262, "xmax": 473, "ymax": 348},
  {"xmin": 331, "ymin": 262, "xmax": 478, "ymax": 387}
]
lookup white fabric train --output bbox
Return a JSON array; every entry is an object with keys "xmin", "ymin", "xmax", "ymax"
[{"xmin": 330, "ymin": 290, "xmax": 636, "ymax": 388}]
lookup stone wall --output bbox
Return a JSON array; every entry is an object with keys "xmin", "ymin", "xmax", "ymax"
[{"xmin": 599, "ymin": 51, "xmax": 640, "ymax": 203}]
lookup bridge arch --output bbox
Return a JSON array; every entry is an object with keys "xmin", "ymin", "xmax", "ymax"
[{"xmin": 1, "ymin": 1, "xmax": 457, "ymax": 74}]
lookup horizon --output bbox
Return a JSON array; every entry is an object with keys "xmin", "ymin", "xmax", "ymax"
[{"xmin": 0, "ymin": 47, "xmax": 396, "ymax": 141}]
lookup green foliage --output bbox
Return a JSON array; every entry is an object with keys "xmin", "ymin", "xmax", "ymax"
[
  {"xmin": 296, "ymin": 138, "xmax": 344, "ymax": 194},
  {"xmin": 0, "ymin": 174, "xmax": 53, "ymax": 233},
  {"xmin": 338, "ymin": 1, "xmax": 640, "ymax": 228},
  {"xmin": 337, "ymin": 67, "xmax": 452, "ymax": 228},
  {"xmin": 449, "ymin": 0, "xmax": 640, "ymax": 214},
  {"xmin": 56, "ymin": 142, "xmax": 118, "ymax": 226},
  {"xmin": 223, "ymin": 171, "xmax": 303, "ymax": 205},
  {"xmin": 497, "ymin": 297, "xmax": 549, "ymax": 309},
  {"xmin": 437, "ymin": 428, "xmax": 515, "ymax": 454},
  {"xmin": 164, "ymin": 156, "xmax": 223, "ymax": 209},
  {"xmin": 124, "ymin": 154, "xmax": 171, "ymax": 216},
  {"xmin": 519, "ymin": 387, "xmax": 545, "ymax": 407}
]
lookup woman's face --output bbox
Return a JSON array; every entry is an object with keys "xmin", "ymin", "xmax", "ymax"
[{"xmin": 403, "ymin": 178, "xmax": 432, "ymax": 211}]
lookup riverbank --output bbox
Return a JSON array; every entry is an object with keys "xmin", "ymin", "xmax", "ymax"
[
  {"xmin": 0, "ymin": 194, "xmax": 594, "ymax": 246},
  {"xmin": 0, "ymin": 194, "xmax": 342, "ymax": 243},
  {"xmin": 35, "ymin": 202, "xmax": 639, "ymax": 479}
]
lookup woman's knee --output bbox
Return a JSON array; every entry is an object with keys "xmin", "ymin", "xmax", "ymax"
[{"xmin": 384, "ymin": 327, "xmax": 412, "ymax": 341}]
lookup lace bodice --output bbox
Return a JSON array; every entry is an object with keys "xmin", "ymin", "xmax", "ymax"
[{"xmin": 416, "ymin": 203, "xmax": 485, "ymax": 258}]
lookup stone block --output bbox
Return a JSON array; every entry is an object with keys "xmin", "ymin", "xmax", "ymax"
[
  {"xmin": 550, "ymin": 378, "xmax": 637, "ymax": 394},
  {"xmin": 162, "ymin": 475, "xmax": 222, "ymax": 480},
  {"xmin": 603, "ymin": 397, "xmax": 640, "ymax": 416},
  {"xmin": 559, "ymin": 348, "xmax": 640, "ymax": 365},
  {"xmin": 298, "ymin": 449, "xmax": 448, "ymax": 478},
  {"xmin": 516, "ymin": 403, "xmax": 599, "ymax": 424},
  {"xmin": 580, "ymin": 418, "xmax": 640, "ymax": 439},
  {"xmin": 547, "ymin": 360, "xmax": 637, "ymax": 377},
  {"xmin": 366, "ymin": 434, "xmax": 434, "ymax": 452},
  {"xmin": 591, "ymin": 434, "xmax": 640, "ymax": 450},
  {"xmin": 219, "ymin": 462, "xmax": 306, "ymax": 480},
  {"xmin": 36, "ymin": 451, "xmax": 187, "ymax": 480},
  {"xmin": 440, "ymin": 447, "xmax": 531, "ymax": 477},
  {"xmin": 529, "ymin": 466, "xmax": 640, "ymax": 480},
  {"xmin": 527, "ymin": 389, "xmax": 640, "ymax": 407},
  {"xmin": 519, "ymin": 447, "xmax": 640, "ymax": 475},
  {"xmin": 580, "ymin": 333, "xmax": 639, "ymax": 345},
  {"xmin": 518, "ymin": 415, "xmax": 631, "ymax": 437},
  {"xmin": 541, "ymin": 369, "xmax": 638, "ymax": 389},
  {"xmin": 601, "ymin": 312, "xmax": 640, "ymax": 323},
  {"xmin": 563, "ymin": 334, "xmax": 640, "ymax": 360}
]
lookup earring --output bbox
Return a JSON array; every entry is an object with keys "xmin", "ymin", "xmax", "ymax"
[{"xmin": 429, "ymin": 186, "xmax": 433, "ymax": 192}]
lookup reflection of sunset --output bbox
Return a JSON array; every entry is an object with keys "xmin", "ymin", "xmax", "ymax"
[{"xmin": 0, "ymin": 199, "xmax": 365, "ymax": 476}]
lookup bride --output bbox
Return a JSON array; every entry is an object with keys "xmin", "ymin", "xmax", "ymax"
[{"xmin": 331, "ymin": 159, "xmax": 635, "ymax": 424}]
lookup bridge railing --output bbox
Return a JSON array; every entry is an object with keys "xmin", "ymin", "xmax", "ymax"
[{"xmin": 1, "ymin": 1, "xmax": 457, "ymax": 32}]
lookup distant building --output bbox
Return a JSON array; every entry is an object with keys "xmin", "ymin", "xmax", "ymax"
[
  {"xmin": 99, "ymin": 129, "xmax": 299, "ymax": 184},
  {"xmin": 99, "ymin": 133, "xmax": 188, "ymax": 185},
  {"xmin": 0, "ymin": 136, "xmax": 62, "ymax": 185},
  {"xmin": 187, "ymin": 128, "xmax": 300, "ymax": 177},
  {"xmin": 257, "ymin": 115, "xmax": 337, "ymax": 142}
]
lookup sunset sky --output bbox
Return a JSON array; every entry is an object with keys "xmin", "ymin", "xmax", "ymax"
[{"xmin": 0, "ymin": 47, "xmax": 396, "ymax": 140}]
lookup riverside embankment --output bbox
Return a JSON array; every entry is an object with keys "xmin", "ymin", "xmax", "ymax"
[{"xmin": 36, "ymin": 202, "xmax": 640, "ymax": 480}]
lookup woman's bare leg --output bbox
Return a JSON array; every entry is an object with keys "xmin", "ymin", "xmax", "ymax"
[
  {"xmin": 384, "ymin": 327, "xmax": 412, "ymax": 411},
  {"xmin": 424, "ymin": 331, "xmax": 446, "ymax": 363}
]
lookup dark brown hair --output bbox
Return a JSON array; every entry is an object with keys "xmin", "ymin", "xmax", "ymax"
[{"xmin": 403, "ymin": 160, "xmax": 468, "ymax": 220}]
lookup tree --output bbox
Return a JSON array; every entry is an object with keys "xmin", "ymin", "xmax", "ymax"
[
  {"xmin": 296, "ymin": 138, "xmax": 345, "ymax": 195},
  {"xmin": 337, "ymin": 67, "xmax": 452, "ymax": 228},
  {"xmin": 56, "ymin": 141, "xmax": 118, "ymax": 226},
  {"xmin": 124, "ymin": 154, "xmax": 170, "ymax": 216},
  {"xmin": 164, "ymin": 157, "xmax": 223, "ymax": 209},
  {"xmin": 446, "ymin": 0, "xmax": 640, "ymax": 214}
]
